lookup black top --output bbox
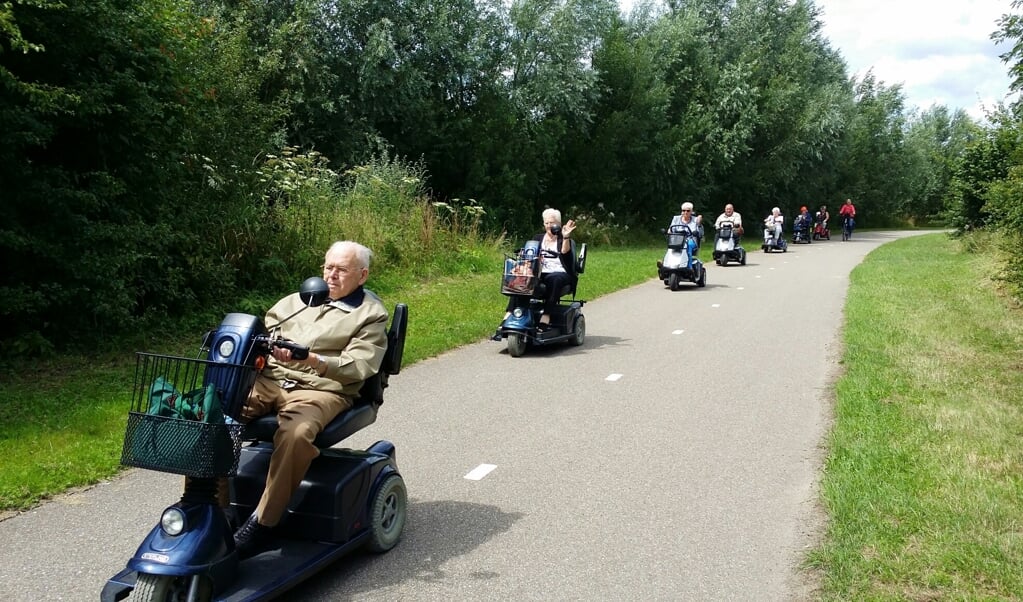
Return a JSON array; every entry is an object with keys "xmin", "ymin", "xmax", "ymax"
[{"xmin": 532, "ymin": 233, "xmax": 576, "ymax": 277}]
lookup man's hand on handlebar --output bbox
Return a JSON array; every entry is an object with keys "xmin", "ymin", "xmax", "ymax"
[{"xmin": 271, "ymin": 339, "xmax": 310, "ymax": 361}]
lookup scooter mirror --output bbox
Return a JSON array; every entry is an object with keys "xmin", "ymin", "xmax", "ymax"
[{"xmin": 299, "ymin": 277, "xmax": 331, "ymax": 307}]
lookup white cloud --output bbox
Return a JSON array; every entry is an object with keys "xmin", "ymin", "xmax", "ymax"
[{"xmin": 815, "ymin": 0, "xmax": 1017, "ymax": 119}]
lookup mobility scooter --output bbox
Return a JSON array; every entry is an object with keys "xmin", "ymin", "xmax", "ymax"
[
  {"xmin": 762, "ymin": 222, "xmax": 788, "ymax": 253},
  {"xmin": 792, "ymin": 214, "xmax": 812, "ymax": 244},
  {"xmin": 494, "ymin": 239, "xmax": 587, "ymax": 357},
  {"xmin": 657, "ymin": 225, "xmax": 707, "ymax": 289},
  {"xmin": 102, "ymin": 277, "xmax": 409, "ymax": 601},
  {"xmin": 813, "ymin": 212, "xmax": 830, "ymax": 240},
  {"xmin": 712, "ymin": 222, "xmax": 747, "ymax": 266}
]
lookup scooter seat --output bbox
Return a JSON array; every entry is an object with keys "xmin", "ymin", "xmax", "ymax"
[{"xmin": 242, "ymin": 400, "xmax": 378, "ymax": 448}]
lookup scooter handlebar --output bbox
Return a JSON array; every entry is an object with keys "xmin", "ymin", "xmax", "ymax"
[{"xmin": 270, "ymin": 338, "xmax": 310, "ymax": 360}]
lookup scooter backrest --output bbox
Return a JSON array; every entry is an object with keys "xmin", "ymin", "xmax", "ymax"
[
  {"xmin": 383, "ymin": 303, "xmax": 408, "ymax": 377},
  {"xmin": 355, "ymin": 302, "xmax": 408, "ymax": 405}
]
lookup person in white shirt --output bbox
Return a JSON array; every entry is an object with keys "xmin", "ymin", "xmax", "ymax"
[
  {"xmin": 764, "ymin": 207, "xmax": 783, "ymax": 243},
  {"xmin": 714, "ymin": 203, "xmax": 743, "ymax": 244}
]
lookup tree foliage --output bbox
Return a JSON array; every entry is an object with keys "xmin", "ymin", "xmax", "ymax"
[{"xmin": 1, "ymin": 0, "xmax": 1008, "ymax": 351}]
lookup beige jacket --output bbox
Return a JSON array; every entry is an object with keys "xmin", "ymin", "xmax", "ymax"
[{"xmin": 263, "ymin": 287, "xmax": 388, "ymax": 399}]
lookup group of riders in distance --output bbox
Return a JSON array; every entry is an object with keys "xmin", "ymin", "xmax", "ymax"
[
  {"xmin": 680, "ymin": 197, "xmax": 858, "ymax": 261},
  {"xmin": 654, "ymin": 197, "xmax": 858, "ymax": 290}
]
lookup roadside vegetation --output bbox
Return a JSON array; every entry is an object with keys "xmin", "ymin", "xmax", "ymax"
[{"xmin": 809, "ymin": 233, "xmax": 1023, "ymax": 600}]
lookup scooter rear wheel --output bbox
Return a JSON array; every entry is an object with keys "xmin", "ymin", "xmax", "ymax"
[
  {"xmin": 129, "ymin": 573, "xmax": 211, "ymax": 602},
  {"xmin": 366, "ymin": 474, "xmax": 408, "ymax": 553},
  {"xmin": 570, "ymin": 314, "xmax": 586, "ymax": 346}
]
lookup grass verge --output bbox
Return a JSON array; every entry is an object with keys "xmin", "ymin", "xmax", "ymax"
[
  {"xmin": 808, "ymin": 233, "xmax": 1023, "ymax": 599},
  {"xmin": 0, "ymin": 245, "xmax": 661, "ymax": 511}
]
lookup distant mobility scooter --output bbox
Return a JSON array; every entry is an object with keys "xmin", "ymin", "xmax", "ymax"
[
  {"xmin": 813, "ymin": 211, "xmax": 830, "ymax": 240},
  {"xmin": 712, "ymin": 222, "xmax": 746, "ymax": 266},
  {"xmin": 657, "ymin": 224, "xmax": 707, "ymax": 289},
  {"xmin": 762, "ymin": 214, "xmax": 788, "ymax": 253},
  {"xmin": 494, "ymin": 239, "xmax": 587, "ymax": 357},
  {"xmin": 792, "ymin": 213, "xmax": 812, "ymax": 244},
  {"xmin": 102, "ymin": 277, "xmax": 409, "ymax": 602}
]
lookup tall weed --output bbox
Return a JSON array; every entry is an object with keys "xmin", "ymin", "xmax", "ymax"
[{"xmin": 251, "ymin": 150, "xmax": 503, "ymax": 299}]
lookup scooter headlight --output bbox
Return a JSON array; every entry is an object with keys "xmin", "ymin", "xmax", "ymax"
[
  {"xmin": 512, "ymin": 308, "xmax": 524, "ymax": 318},
  {"xmin": 216, "ymin": 337, "xmax": 235, "ymax": 358},
  {"xmin": 161, "ymin": 507, "xmax": 186, "ymax": 536}
]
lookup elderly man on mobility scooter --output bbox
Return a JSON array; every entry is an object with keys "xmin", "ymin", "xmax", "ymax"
[
  {"xmin": 105, "ymin": 240, "xmax": 408, "ymax": 601},
  {"xmin": 712, "ymin": 203, "xmax": 746, "ymax": 266},
  {"xmin": 232, "ymin": 240, "xmax": 388, "ymax": 555}
]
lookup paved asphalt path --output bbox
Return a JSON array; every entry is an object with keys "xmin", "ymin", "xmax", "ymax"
[{"xmin": 0, "ymin": 230, "xmax": 926, "ymax": 602}]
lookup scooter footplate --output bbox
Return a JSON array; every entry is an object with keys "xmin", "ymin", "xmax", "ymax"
[{"xmin": 219, "ymin": 539, "xmax": 361, "ymax": 601}]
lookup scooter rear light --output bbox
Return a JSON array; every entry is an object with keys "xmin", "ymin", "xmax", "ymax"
[{"xmin": 161, "ymin": 507, "xmax": 186, "ymax": 536}]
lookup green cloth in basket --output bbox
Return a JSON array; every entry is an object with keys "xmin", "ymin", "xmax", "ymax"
[
  {"xmin": 147, "ymin": 376, "xmax": 225, "ymax": 424},
  {"xmin": 127, "ymin": 378, "xmax": 235, "ymax": 476}
]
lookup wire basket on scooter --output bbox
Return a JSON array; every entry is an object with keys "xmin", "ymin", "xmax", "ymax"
[
  {"xmin": 666, "ymin": 232, "xmax": 689, "ymax": 250},
  {"xmin": 501, "ymin": 255, "xmax": 540, "ymax": 296},
  {"xmin": 120, "ymin": 353, "xmax": 245, "ymax": 478}
]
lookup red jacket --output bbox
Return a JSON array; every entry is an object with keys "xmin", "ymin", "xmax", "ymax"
[{"xmin": 839, "ymin": 203, "xmax": 856, "ymax": 217}]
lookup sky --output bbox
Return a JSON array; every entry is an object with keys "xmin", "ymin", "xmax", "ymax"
[
  {"xmin": 617, "ymin": 0, "xmax": 1020, "ymax": 120},
  {"xmin": 814, "ymin": 0, "xmax": 1017, "ymax": 120}
]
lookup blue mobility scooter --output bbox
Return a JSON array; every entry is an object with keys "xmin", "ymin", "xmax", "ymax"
[
  {"xmin": 762, "ymin": 222, "xmax": 788, "ymax": 253},
  {"xmin": 792, "ymin": 214, "xmax": 812, "ymax": 244},
  {"xmin": 102, "ymin": 277, "xmax": 409, "ymax": 602},
  {"xmin": 494, "ymin": 239, "xmax": 587, "ymax": 357},
  {"xmin": 657, "ymin": 225, "xmax": 706, "ymax": 290}
]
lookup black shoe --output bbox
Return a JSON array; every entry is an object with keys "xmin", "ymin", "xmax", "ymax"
[
  {"xmin": 491, "ymin": 329, "xmax": 503, "ymax": 341},
  {"xmin": 233, "ymin": 513, "xmax": 272, "ymax": 558},
  {"xmin": 537, "ymin": 323, "xmax": 551, "ymax": 333}
]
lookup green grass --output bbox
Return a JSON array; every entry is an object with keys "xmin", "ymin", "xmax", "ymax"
[
  {"xmin": 0, "ymin": 245, "xmax": 660, "ymax": 511},
  {"xmin": 808, "ymin": 233, "xmax": 1023, "ymax": 600}
]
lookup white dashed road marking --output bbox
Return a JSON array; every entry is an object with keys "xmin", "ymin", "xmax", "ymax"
[
  {"xmin": 606, "ymin": 373, "xmax": 623, "ymax": 382},
  {"xmin": 464, "ymin": 464, "xmax": 497, "ymax": 481}
]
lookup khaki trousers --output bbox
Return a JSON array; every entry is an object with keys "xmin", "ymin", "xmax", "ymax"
[{"xmin": 242, "ymin": 374, "xmax": 352, "ymax": 526}]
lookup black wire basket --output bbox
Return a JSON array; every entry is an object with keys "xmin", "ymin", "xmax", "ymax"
[{"xmin": 120, "ymin": 353, "xmax": 248, "ymax": 477}]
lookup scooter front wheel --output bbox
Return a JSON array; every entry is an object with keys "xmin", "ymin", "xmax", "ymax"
[
  {"xmin": 507, "ymin": 333, "xmax": 527, "ymax": 357},
  {"xmin": 129, "ymin": 573, "xmax": 211, "ymax": 602}
]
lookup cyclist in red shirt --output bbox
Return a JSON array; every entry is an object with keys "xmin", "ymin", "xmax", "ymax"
[{"xmin": 839, "ymin": 198, "xmax": 856, "ymax": 239}]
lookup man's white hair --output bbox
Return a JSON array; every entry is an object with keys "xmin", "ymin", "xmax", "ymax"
[
  {"xmin": 326, "ymin": 241, "xmax": 372, "ymax": 269},
  {"xmin": 542, "ymin": 208, "xmax": 562, "ymax": 224}
]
